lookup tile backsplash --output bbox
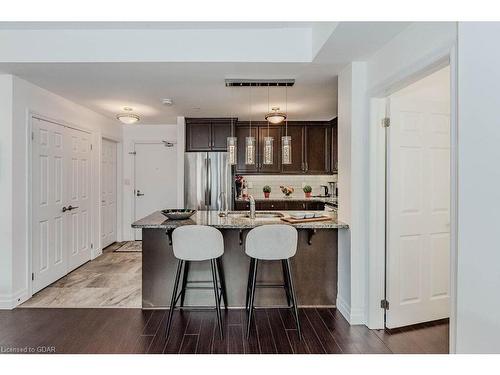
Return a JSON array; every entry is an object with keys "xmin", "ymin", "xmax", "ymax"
[{"xmin": 240, "ymin": 174, "xmax": 337, "ymax": 198}]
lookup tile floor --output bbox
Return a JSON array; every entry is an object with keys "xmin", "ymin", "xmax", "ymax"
[{"xmin": 20, "ymin": 242, "xmax": 142, "ymax": 308}]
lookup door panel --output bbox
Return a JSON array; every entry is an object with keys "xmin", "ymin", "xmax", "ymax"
[
  {"xmin": 386, "ymin": 78, "xmax": 451, "ymax": 328},
  {"xmin": 134, "ymin": 143, "xmax": 178, "ymax": 240},
  {"xmin": 101, "ymin": 139, "xmax": 117, "ymax": 248},
  {"xmin": 32, "ymin": 118, "xmax": 67, "ymax": 293},
  {"xmin": 66, "ymin": 127, "xmax": 92, "ymax": 272},
  {"xmin": 186, "ymin": 122, "xmax": 211, "ymax": 151}
]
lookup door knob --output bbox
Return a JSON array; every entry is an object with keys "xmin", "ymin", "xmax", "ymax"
[
  {"xmin": 136, "ymin": 190, "xmax": 144, "ymax": 197},
  {"xmin": 62, "ymin": 206, "xmax": 68, "ymax": 212},
  {"xmin": 67, "ymin": 205, "xmax": 78, "ymax": 211}
]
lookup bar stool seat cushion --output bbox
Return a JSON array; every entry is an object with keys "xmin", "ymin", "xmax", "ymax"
[
  {"xmin": 245, "ymin": 224, "xmax": 298, "ymax": 260},
  {"xmin": 172, "ymin": 225, "xmax": 224, "ymax": 261}
]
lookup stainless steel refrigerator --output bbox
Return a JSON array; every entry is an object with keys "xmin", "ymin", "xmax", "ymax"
[{"xmin": 184, "ymin": 152, "xmax": 232, "ymax": 211}]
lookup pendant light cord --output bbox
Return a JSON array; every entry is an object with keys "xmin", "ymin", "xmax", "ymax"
[
  {"xmin": 267, "ymin": 85, "xmax": 270, "ymax": 136},
  {"xmin": 285, "ymin": 85, "xmax": 288, "ymax": 136}
]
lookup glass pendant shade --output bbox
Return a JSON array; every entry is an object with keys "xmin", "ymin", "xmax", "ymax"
[
  {"xmin": 227, "ymin": 136, "xmax": 237, "ymax": 165},
  {"xmin": 245, "ymin": 136, "xmax": 256, "ymax": 165},
  {"xmin": 263, "ymin": 136, "xmax": 274, "ymax": 165},
  {"xmin": 282, "ymin": 135, "xmax": 292, "ymax": 165}
]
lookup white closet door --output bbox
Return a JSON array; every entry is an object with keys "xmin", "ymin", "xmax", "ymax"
[
  {"xmin": 101, "ymin": 139, "xmax": 117, "ymax": 248},
  {"xmin": 386, "ymin": 93, "xmax": 451, "ymax": 328},
  {"xmin": 32, "ymin": 118, "xmax": 68, "ymax": 293},
  {"xmin": 66, "ymin": 127, "xmax": 92, "ymax": 272}
]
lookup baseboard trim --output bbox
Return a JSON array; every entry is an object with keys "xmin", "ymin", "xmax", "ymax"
[
  {"xmin": 336, "ymin": 295, "xmax": 351, "ymax": 323},
  {"xmin": 0, "ymin": 288, "xmax": 30, "ymax": 309}
]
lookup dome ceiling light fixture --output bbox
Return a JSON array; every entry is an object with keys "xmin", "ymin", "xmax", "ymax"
[
  {"xmin": 265, "ymin": 107, "xmax": 287, "ymax": 125},
  {"xmin": 116, "ymin": 107, "xmax": 140, "ymax": 124}
]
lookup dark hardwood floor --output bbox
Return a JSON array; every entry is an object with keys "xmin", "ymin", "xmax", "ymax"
[{"xmin": 0, "ymin": 308, "xmax": 448, "ymax": 354}]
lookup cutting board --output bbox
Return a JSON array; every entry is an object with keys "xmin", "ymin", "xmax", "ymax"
[{"xmin": 280, "ymin": 215, "xmax": 333, "ymax": 224}]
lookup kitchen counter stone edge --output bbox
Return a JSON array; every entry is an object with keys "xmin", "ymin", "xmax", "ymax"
[{"xmin": 132, "ymin": 210, "xmax": 349, "ymax": 230}]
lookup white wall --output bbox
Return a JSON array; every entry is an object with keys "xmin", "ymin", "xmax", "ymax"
[
  {"xmin": 121, "ymin": 123, "xmax": 179, "ymax": 241},
  {"xmin": 337, "ymin": 62, "xmax": 368, "ymax": 324},
  {"xmin": 0, "ymin": 75, "xmax": 14, "ymax": 305},
  {"xmin": 336, "ymin": 22, "xmax": 457, "ymax": 328},
  {"xmin": 0, "ymin": 75, "xmax": 122, "ymax": 309},
  {"xmin": 455, "ymin": 22, "xmax": 500, "ymax": 354}
]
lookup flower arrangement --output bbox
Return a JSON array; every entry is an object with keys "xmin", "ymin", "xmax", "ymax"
[
  {"xmin": 235, "ymin": 175, "xmax": 246, "ymax": 198},
  {"xmin": 303, "ymin": 185, "xmax": 312, "ymax": 198},
  {"xmin": 280, "ymin": 185, "xmax": 294, "ymax": 197},
  {"xmin": 263, "ymin": 185, "xmax": 271, "ymax": 198}
]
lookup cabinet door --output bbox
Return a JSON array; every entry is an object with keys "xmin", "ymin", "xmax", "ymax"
[
  {"xmin": 281, "ymin": 125, "xmax": 305, "ymax": 174},
  {"xmin": 304, "ymin": 125, "xmax": 330, "ymax": 174},
  {"xmin": 186, "ymin": 121, "xmax": 211, "ymax": 151},
  {"xmin": 285, "ymin": 201, "xmax": 307, "ymax": 210},
  {"xmin": 331, "ymin": 119, "xmax": 338, "ymax": 173},
  {"xmin": 258, "ymin": 126, "xmax": 281, "ymax": 173},
  {"xmin": 235, "ymin": 126, "xmax": 259, "ymax": 173},
  {"xmin": 211, "ymin": 121, "xmax": 232, "ymax": 151}
]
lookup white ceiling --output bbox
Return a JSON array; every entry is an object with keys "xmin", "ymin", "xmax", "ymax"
[{"xmin": 0, "ymin": 22, "xmax": 411, "ymax": 124}]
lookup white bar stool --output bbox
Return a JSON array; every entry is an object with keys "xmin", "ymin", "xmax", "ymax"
[
  {"xmin": 166, "ymin": 225, "xmax": 226, "ymax": 340},
  {"xmin": 245, "ymin": 224, "xmax": 301, "ymax": 339}
]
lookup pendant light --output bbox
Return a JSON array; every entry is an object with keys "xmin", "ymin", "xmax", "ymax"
[
  {"xmin": 263, "ymin": 85, "xmax": 274, "ymax": 165},
  {"xmin": 282, "ymin": 85, "xmax": 292, "ymax": 165},
  {"xmin": 245, "ymin": 86, "xmax": 256, "ymax": 165},
  {"xmin": 227, "ymin": 86, "xmax": 237, "ymax": 165}
]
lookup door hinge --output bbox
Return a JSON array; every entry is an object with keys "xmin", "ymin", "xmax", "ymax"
[
  {"xmin": 380, "ymin": 299, "xmax": 389, "ymax": 310},
  {"xmin": 381, "ymin": 117, "xmax": 391, "ymax": 128},
  {"xmin": 129, "ymin": 151, "xmax": 136, "ymax": 155},
  {"xmin": 31, "ymin": 131, "xmax": 34, "ymax": 141},
  {"xmin": 90, "ymin": 144, "xmax": 93, "ymax": 151},
  {"xmin": 32, "ymin": 273, "xmax": 35, "ymax": 281},
  {"xmin": 91, "ymin": 243, "xmax": 93, "ymax": 249}
]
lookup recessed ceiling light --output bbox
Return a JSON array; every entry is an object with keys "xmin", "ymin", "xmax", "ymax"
[
  {"xmin": 192, "ymin": 107, "xmax": 201, "ymax": 110},
  {"xmin": 265, "ymin": 107, "xmax": 287, "ymax": 124},
  {"xmin": 116, "ymin": 107, "xmax": 140, "ymax": 124},
  {"xmin": 162, "ymin": 98, "xmax": 174, "ymax": 106}
]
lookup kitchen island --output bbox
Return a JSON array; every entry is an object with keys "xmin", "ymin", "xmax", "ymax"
[{"xmin": 132, "ymin": 210, "xmax": 348, "ymax": 309}]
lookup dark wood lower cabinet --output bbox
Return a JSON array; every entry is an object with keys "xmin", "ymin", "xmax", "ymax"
[{"xmin": 234, "ymin": 200, "xmax": 325, "ymax": 211}]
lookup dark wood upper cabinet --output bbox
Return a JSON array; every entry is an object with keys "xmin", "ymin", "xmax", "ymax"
[
  {"xmin": 258, "ymin": 126, "xmax": 281, "ymax": 173},
  {"xmin": 281, "ymin": 125, "xmax": 305, "ymax": 174},
  {"xmin": 331, "ymin": 118, "xmax": 338, "ymax": 173},
  {"xmin": 304, "ymin": 123, "xmax": 330, "ymax": 174},
  {"xmin": 185, "ymin": 118, "xmax": 234, "ymax": 152},
  {"xmin": 235, "ymin": 125, "xmax": 259, "ymax": 173}
]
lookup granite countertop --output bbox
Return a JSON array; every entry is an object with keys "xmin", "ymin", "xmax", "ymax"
[
  {"xmin": 235, "ymin": 196, "xmax": 338, "ymax": 204},
  {"xmin": 132, "ymin": 210, "xmax": 348, "ymax": 230}
]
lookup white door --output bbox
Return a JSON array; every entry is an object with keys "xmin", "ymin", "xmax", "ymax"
[
  {"xmin": 32, "ymin": 118, "xmax": 68, "ymax": 293},
  {"xmin": 66, "ymin": 127, "xmax": 92, "ymax": 271},
  {"xmin": 101, "ymin": 139, "xmax": 117, "ymax": 248},
  {"xmin": 32, "ymin": 118, "xmax": 92, "ymax": 292},
  {"xmin": 386, "ymin": 69, "xmax": 451, "ymax": 328},
  {"xmin": 134, "ymin": 143, "xmax": 177, "ymax": 240}
]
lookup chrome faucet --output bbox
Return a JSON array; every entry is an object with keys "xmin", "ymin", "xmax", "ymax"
[{"xmin": 249, "ymin": 195, "xmax": 256, "ymax": 219}]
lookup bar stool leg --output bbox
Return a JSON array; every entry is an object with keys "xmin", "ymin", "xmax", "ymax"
[
  {"xmin": 180, "ymin": 261, "xmax": 190, "ymax": 307},
  {"xmin": 166, "ymin": 259, "xmax": 184, "ymax": 340},
  {"xmin": 285, "ymin": 259, "xmax": 301, "ymax": 340},
  {"xmin": 245, "ymin": 258, "xmax": 255, "ymax": 311},
  {"xmin": 281, "ymin": 260, "xmax": 292, "ymax": 307},
  {"xmin": 246, "ymin": 258, "xmax": 259, "ymax": 339},
  {"xmin": 210, "ymin": 259, "xmax": 224, "ymax": 339},
  {"xmin": 216, "ymin": 257, "xmax": 228, "ymax": 309}
]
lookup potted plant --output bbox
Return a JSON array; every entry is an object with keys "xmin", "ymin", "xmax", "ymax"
[
  {"xmin": 280, "ymin": 185, "xmax": 294, "ymax": 197},
  {"xmin": 263, "ymin": 185, "xmax": 271, "ymax": 198},
  {"xmin": 303, "ymin": 185, "xmax": 312, "ymax": 198}
]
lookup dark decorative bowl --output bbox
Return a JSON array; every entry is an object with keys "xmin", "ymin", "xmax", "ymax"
[{"xmin": 161, "ymin": 209, "xmax": 196, "ymax": 220}]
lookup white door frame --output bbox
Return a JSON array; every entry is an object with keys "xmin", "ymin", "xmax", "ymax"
[
  {"xmin": 27, "ymin": 111, "xmax": 93, "ymax": 298},
  {"xmin": 100, "ymin": 135, "xmax": 123, "ymax": 251},
  {"xmin": 130, "ymin": 139, "xmax": 177, "ymax": 240},
  {"xmin": 367, "ymin": 46, "xmax": 458, "ymax": 353}
]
